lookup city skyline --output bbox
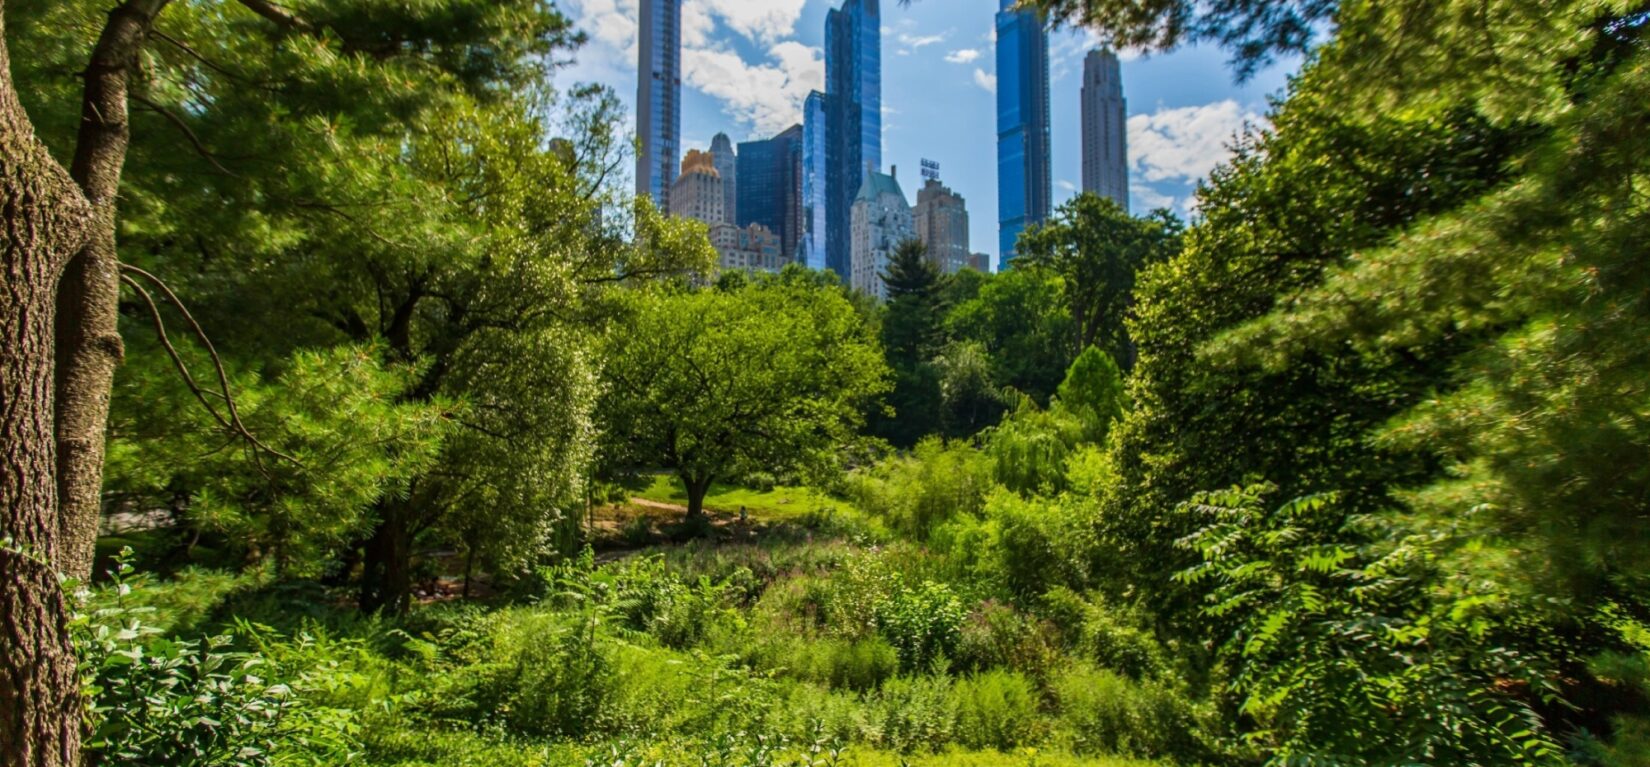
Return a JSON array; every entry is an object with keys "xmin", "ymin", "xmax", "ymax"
[{"xmin": 571, "ymin": 0, "xmax": 1297, "ymax": 266}]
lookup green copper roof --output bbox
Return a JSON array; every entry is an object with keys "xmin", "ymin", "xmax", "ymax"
[{"xmin": 854, "ymin": 171, "xmax": 906, "ymax": 204}]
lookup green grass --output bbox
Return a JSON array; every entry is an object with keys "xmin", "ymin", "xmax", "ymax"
[{"xmin": 635, "ymin": 474, "xmax": 858, "ymax": 523}]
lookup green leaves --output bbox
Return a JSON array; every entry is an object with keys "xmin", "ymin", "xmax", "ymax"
[{"xmin": 597, "ymin": 278, "xmax": 891, "ymax": 513}]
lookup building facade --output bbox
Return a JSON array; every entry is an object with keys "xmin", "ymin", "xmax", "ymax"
[
  {"xmin": 850, "ymin": 169, "xmax": 914, "ymax": 302},
  {"xmin": 825, "ymin": 0, "xmax": 882, "ymax": 282},
  {"xmin": 913, "ymin": 178, "xmax": 970, "ymax": 274},
  {"xmin": 709, "ymin": 132, "xmax": 738, "ymax": 224},
  {"xmin": 737, "ymin": 126, "xmax": 805, "ymax": 261},
  {"xmin": 710, "ymin": 222, "xmax": 785, "ymax": 274},
  {"xmin": 799, "ymin": 91, "xmax": 830, "ymax": 271},
  {"xmin": 995, "ymin": 0, "xmax": 1051, "ymax": 268},
  {"xmin": 968, "ymin": 252, "xmax": 992, "ymax": 272},
  {"xmin": 635, "ymin": 0, "xmax": 682, "ymax": 207},
  {"xmin": 1081, "ymin": 49, "xmax": 1128, "ymax": 210},
  {"xmin": 668, "ymin": 149, "xmax": 724, "ymax": 225}
]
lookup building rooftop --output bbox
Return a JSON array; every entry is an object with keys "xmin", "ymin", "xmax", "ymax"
[{"xmin": 854, "ymin": 169, "xmax": 906, "ymax": 204}]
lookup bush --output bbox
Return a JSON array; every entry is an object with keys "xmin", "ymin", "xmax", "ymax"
[
  {"xmin": 955, "ymin": 601, "xmax": 1057, "ymax": 678},
  {"xmin": 861, "ymin": 675, "xmax": 956, "ymax": 753},
  {"xmin": 875, "ymin": 581, "xmax": 966, "ymax": 672},
  {"xmin": 1050, "ymin": 662, "xmax": 1200, "ymax": 760},
  {"xmin": 950, "ymin": 670, "xmax": 1042, "ymax": 751},
  {"xmin": 74, "ymin": 552, "xmax": 356, "ymax": 767},
  {"xmin": 846, "ymin": 438, "xmax": 993, "ymax": 536}
]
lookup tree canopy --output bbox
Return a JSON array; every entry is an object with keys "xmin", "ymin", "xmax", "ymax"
[{"xmin": 598, "ymin": 274, "xmax": 890, "ymax": 517}]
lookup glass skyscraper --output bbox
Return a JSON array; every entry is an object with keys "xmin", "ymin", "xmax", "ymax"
[
  {"xmin": 823, "ymin": 0, "xmax": 881, "ymax": 281},
  {"xmin": 738, "ymin": 125, "xmax": 806, "ymax": 261},
  {"xmin": 800, "ymin": 91, "xmax": 829, "ymax": 271},
  {"xmin": 635, "ymin": 0, "xmax": 682, "ymax": 206},
  {"xmin": 995, "ymin": 0, "xmax": 1050, "ymax": 268}
]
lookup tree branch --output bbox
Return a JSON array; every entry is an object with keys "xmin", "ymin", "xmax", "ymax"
[
  {"xmin": 129, "ymin": 92, "xmax": 236, "ymax": 176},
  {"xmin": 119, "ymin": 265, "xmax": 299, "ymax": 465},
  {"xmin": 235, "ymin": 0, "xmax": 313, "ymax": 33}
]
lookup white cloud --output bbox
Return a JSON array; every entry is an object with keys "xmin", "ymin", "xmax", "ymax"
[
  {"xmin": 1130, "ymin": 183, "xmax": 1176, "ymax": 211},
  {"xmin": 697, "ymin": 0, "xmax": 807, "ymax": 44},
  {"xmin": 973, "ymin": 68, "xmax": 996, "ymax": 93},
  {"xmin": 945, "ymin": 48, "xmax": 981, "ymax": 64},
  {"xmin": 898, "ymin": 32, "xmax": 947, "ymax": 48},
  {"xmin": 1057, "ymin": 179, "xmax": 1077, "ymax": 192},
  {"xmin": 1128, "ymin": 100, "xmax": 1263, "ymax": 184},
  {"xmin": 685, "ymin": 40, "xmax": 824, "ymax": 136}
]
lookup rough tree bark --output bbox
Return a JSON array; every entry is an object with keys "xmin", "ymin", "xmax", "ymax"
[
  {"xmin": 54, "ymin": 0, "xmax": 172, "ymax": 584},
  {"xmin": 0, "ymin": 2, "xmax": 97, "ymax": 763}
]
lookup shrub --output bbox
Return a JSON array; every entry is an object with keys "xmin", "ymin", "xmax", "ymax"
[
  {"xmin": 950, "ymin": 670, "xmax": 1043, "ymax": 751},
  {"xmin": 875, "ymin": 581, "xmax": 966, "ymax": 672},
  {"xmin": 74, "ymin": 552, "xmax": 356, "ymax": 767},
  {"xmin": 861, "ymin": 675, "xmax": 956, "ymax": 753},
  {"xmin": 1051, "ymin": 662, "xmax": 1200, "ymax": 760},
  {"xmin": 955, "ymin": 601, "xmax": 1058, "ymax": 678},
  {"xmin": 846, "ymin": 438, "xmax": 993, "ymax": 536}
]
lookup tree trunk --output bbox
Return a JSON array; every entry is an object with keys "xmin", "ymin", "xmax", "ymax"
[
  {"xmin": 358, "ymin": 498, "xmax": 413, "ymax": 614},
  {"xmin": 0, "ymin": 2, "xmax": 98, "ymax": 762},
  {"xmin": 683, "ymin": 474, "xmax": 712, "ymax": 519},
  {"xmin": 53, "ymin": 0, "xmax": 172, "ymax": 584}
]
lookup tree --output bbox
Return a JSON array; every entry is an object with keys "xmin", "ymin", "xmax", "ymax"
[
  {"xmin": 599, "ymin": 277, "xmax": 890, "ymax": 518},
  {"xmin": 945, "ymin": 266, "xmax": 1074, "ymax": 404},
  {"xmin": 1016, "ymin": 194, "xmax": 1181, "ymax": 369},
  {"xmin": 1018, "ymin": 0, "xmax": 1337, "ymax": 78},
  {"xmin": 875, "ymin": 239, "xmax": 947, "ymax": 446}
]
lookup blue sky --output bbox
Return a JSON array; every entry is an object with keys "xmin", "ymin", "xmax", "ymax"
[{"xmin": 556, "ymin": 0, "xmax": 1302, "ymax": 264}]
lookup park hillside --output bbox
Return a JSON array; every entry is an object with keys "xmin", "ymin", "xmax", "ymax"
[{"xmin": 1, "ymin": 1, "xmax": 1648, "ymax": 766}]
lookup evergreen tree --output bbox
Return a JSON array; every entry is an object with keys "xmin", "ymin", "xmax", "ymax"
[{"xmin": 875, "ymin": 240, "xmax": 947, "ymax": 446}]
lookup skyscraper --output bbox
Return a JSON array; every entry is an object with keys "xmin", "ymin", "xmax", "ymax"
[
  {"xmin": 851, "ymin": 167, "xmax": 914, "ymax": 302},
  {"xmin": 825, "ymin": 0, "xmax": 882, "ymax": 281},
  {"xmin": 635, "ymin": 0, "xmax": 682, "ymax": 206},
  {"xmin": 669, "ymin": 149, "xmax": 724, "ymax": 225},
  {"xmin": 738, "ymin": 125, "xmax": 805, "ymax": 261},
  {"xmin": 1081, "ymin": 49, "xmax": 1128, "ymax": 210},
  {"xmin": 709, "ymin": 132, "xmax": 738, "ymax": 224},
  {"xmin": 800, "ymin": 91, "xmax": 829, "ymax": 271},
  {"xmin": 913, "ymin": 175, "xmax": 970, "ymax": 275},
  {"xmin": 995, "ymin": 0, "xmax": 1051, "ymax": 268}
]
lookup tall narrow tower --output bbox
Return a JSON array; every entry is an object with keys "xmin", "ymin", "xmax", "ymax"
[
  {"xmin": 995, "ymin": 0, "xmax": 1051, "ymax": 268},
  {"xmin": 1081, "ymin": 49, "xmax": 1128, "ymax": 210},
  {"xmin": 709, "ymin": 132, "xmax": 738, "ymax": 224},
  {"xmin": 824, "ymin": 0, "xmax": 882, "ymax": 281},
  {"xmin": 635, "ymin": 0, "xmax": 682, "ymax": 207}
]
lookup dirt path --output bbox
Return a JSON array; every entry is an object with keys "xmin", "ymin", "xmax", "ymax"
[{"xmin": 628, "ymin": 497, "xmax": 688, "ymax": 513}]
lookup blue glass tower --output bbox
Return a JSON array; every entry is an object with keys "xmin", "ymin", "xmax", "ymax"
[
  {"xmin": 995, "ymin": 0, "xmax": 1050, "ymax": 268},
  {"xmin": 824, "ymin": 0, "xmax": 881, "ymax": 281},
  {"xmin": 738, "ymin": 125, "xmax": 806, "ymax": 260},
  {"xmin": 635, "ymin": 0, "xmax": 682, "ymax": 206},
  {"xmin": 800, "ymin": 91, "xmax": 829, "ymax": 270}
]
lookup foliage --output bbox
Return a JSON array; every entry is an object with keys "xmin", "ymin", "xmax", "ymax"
[
  {"xmin": 1175, "ymin": 487, "xmax": 1570, "ymax": 765},
  {"xmin": 951, "ymin": 670, "xmax": 1043, "ymax": 751},
  {"xmin": 73, "ymin": 552, "xmax": 356, "ymax": 766},
  {"xmin": 1016, "ymin": 194, "xmax": 1182, "ymax": 371},
  {"xmin": 1050, "ymin": 663, "xmax": 1201, "ymax": 762},
  {"xmin": 599, "ymin": 277, "xmax": 890, "ymax": 516},
  {"xmin": 1022, "ymin": 0, "xmax": 1338, "ymax": 77},
  {"xmin": 106, "ymin": 346, "xmax": 448, "ymax": 576},
  {"xmin": 944, "ymin": 267, "xmax": 1074, "ymax": 406},
  {"xmin": 875, "ymin": 240, "xmax": 949, "ymax": 446},
  {"xmin": 846, "ymin": 438, "xmax": 994, "ymax": 537},
  {"xmin": 875, "ymin": 581, "xmax": 967, "ymax": 672}
]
